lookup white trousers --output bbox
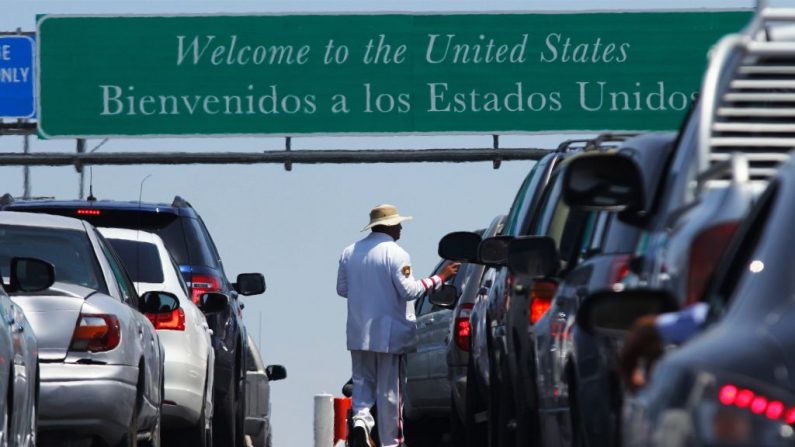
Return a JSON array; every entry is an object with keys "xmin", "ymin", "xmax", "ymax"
[{"xmin": 350, "ymin": 350, "xmax": 406, "ymax": 447}]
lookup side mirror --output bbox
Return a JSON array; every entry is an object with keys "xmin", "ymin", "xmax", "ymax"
[
  {"xmin": 139, "ymin": 291, "xmax": 181, "ymax": 314},
  {"xmin": 438, "ymin": 231, "xmax": 482, "ymax": 263},
  {"xmin": 198, "ymin": 292, "xmax": 229, "ymax": 315},
  {"xmin": 507, "ymin": 236, "xmax": 559, "ymax": 277},
  {"xmin": 478, "ymin": 236, "xmax": 513, "ymax": 267},
  {"xmin": 9, "ymin": 257, "xmax": 55, "ymax": 293},
  {"xmin": 576, "ymin": 289, "xmax": 678, "ymax": 337},
  {"xmin": 266, "ymin": 364, "xmax": 287, "ymax": 381},
  {"xmin": 428, "ymin": 284, "xmax": 459, "ymax": 309},
  {"xmin": 563, "ymin": 153, "xmax": 644, "ymax": 212},
  {"xmin": 235, "ymin": 273, "xmax": 266, "ymax": 296}
]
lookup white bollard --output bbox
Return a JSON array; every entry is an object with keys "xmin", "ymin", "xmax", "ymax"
[{"xmin": 314, "ymin": 393, "xmax": 335, "ymax": 447}]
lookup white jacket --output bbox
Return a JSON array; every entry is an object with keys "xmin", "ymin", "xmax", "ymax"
[{"xmin": 337, "ymin": 232, "xmax": 442, "ymax": 354}]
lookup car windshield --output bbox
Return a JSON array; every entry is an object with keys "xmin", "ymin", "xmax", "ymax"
[
  {"xmin": 0, "ymin": 224, "xmax": 107, "ymax": 293},
  {"xmin": 106, "ymin": 238, "xmax": 165, "ymax": 284}
]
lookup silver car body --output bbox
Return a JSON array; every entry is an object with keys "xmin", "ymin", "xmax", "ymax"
[
  {"xmin": 245, "ymin": 336, "xmax": 273, "ymax": 447},
  {"xmin": 99, "ymin": 227, "xmax": 215, "ymax": 430},
  {"xmin": 0, "ymin": 211, "xmax": 165, "ymax": 445},
  {"xmin": 0, "ymin": 285, "xmax": 37, "ymax": 447}
]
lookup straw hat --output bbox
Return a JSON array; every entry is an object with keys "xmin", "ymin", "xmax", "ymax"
[{"xmin": 362, "ymin": 204, "xmax": 413, "ymax": 231}]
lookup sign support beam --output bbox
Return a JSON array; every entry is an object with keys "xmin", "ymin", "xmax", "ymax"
[{"xmin": 0, "ymin": 148, "xmax": 549, "ymax": 167}]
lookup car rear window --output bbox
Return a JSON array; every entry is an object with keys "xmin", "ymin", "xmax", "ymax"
[
  {"xmin": 106, "ymin": 239, "xmax": 165, "ymax": 284},
  {"xmin": 7, "ymin": 207, "xmax": 219, "ymax": 268},
  {"xmin": 0, "ymin": 224, "xmax": 108, "ymax": 294}
]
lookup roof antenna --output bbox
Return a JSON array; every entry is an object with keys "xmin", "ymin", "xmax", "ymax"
[
  {"xmin": 87, "ymin": 167, "xmax": 97, "ymax": 202},
  {"xmin": 134, "ymin": 174, "xmax": 152, "ymax": 296}
]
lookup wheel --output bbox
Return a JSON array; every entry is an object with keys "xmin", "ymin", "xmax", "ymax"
[
  {"xmin": 487, "ymin": 357, "xmax": 514, "ymax": 447},
  {"xmin": 179, "ymin": 379, "xmax": 211, "ymax": 447},
  {"xmin": 465, "ymin": 362, "xmax": 487, "ymax": 447},
  {"xmin": 449, "ymin": 393, "xmax": 466, "ymax": 447},
  {"xmin": 235, "ymin": 373, "xmax": 246, "ymax": 447},
  {"xmin": 0, "ymin": 389, "xmax": 9, "ymax": 447},
  {"xmin": 212, "ymin": 372, "xmax": 238, "ymax": 447}
]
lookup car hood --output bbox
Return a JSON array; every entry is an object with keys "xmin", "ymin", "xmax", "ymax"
[{"xmin": 10, "ymin": 282, "xmax": 98, "ymax": 361}]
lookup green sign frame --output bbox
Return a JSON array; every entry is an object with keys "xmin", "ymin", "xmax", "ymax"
[{"xmin": 37, "ymin": 11, "xmax": 750, "ymax": 138}]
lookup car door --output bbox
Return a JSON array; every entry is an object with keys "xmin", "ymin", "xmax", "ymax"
[{"xmin": 406, "ymin": 291, "xmax": 433, "ymax": 409}]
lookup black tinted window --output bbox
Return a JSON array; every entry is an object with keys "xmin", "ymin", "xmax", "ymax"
[
  {"xmin": 0, "ymin": 225, "xmax": 107, "ymax": 293},
  {"xmin": 107, "ymin": 239, "xmax": 164, "ymax": 284},
  {"xmin": 8, "ymin": 208, "xmax": 218, "ymax": 268}
]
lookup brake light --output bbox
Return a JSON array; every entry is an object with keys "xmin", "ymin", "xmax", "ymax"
[
  {"xmin": 687, "ymin": 221, "xmax": 740, "ymax": 305},
  {"xmin": 454, "ymin": 304, "xmax": 474, "ymax": 351},
  {"xmin": 718, "ymin": 384, "xmax": 795, "ymax": 423},
  {"xmin": 76, "ymin": 209, "xmax": 101, "ymax": 216},
  {"xmin": 70, "ymin": 314, "xmax": 121, "ymax": 352},
  {"xmin": 530, "ymin": 280, "xmax": 557, "ymax": 324},
  {"xmin": 190, "ymin": 273, "xmax": 222, "ymax": 304},
  {"xmin": 609, "ymin": 254, "xmax": 633, "ymax": 285},
  {"xmin": 146, "ymin": 308, "xmax": 186, "ymax": 331}
]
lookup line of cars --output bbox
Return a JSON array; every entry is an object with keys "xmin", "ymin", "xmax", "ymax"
[
  {"xmin": 0, "ymin": 195, "xmax": 285, "ymax": 446},
  {"xmin": 404, "ymin": 7, "xmax": 795, "ymax": 447}
]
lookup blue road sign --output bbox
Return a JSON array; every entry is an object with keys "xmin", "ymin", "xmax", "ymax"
[{"xmin": 0, "ymin": 35, "xmax": 35, "ymax": 119}]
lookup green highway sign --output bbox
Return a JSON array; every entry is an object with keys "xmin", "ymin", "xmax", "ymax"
[{"xmin": 37, "ymin": 11, "xmax": 751, "ymax": 138}]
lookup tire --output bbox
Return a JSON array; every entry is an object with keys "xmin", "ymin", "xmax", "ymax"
[
  {"xmin": 178, "ymin": 378, "xmax": 211, "ymax": 447},
  {"xmin": 0, "ymin": 387, "xmax": 10, "ymax": 447},
  {"xmin": 449, "ymin": 393, "xmax": 466, "ymax": 447},
  {"xmin": 465, "ymin": 362, "xmax": 487, "ymax": 447},
  {"xmin": 117, "ymin": 387, "xmax": 140, "ymax": 447},
  {"xmin": 235, "ymin": 373, "xmax": 246, "ymax": 447},
  {"xmin": 213, "ymin": 373, "xmax": 237, "ymax": 447}
]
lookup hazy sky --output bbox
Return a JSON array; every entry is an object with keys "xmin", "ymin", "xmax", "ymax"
[{"xmin": 0, "ymin": 0, "xmax": 759, "ymax": 446}]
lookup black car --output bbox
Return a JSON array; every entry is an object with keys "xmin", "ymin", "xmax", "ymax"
[
  {"xmin": 580, "ymin": 155, "xmax": 795, "ymax": 446},
  {"xmin": 528, "ymin": 135, "xmax": 675, "ymax": 446},
  {"xmin": 439, "ymin": 134, "xmax": 632, "ymax": 447},
  {"xmin": 0, "ymin": 195, "xmax": 266, "ymax": 447}
]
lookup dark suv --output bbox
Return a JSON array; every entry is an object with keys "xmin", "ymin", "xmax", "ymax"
[{"xmin": 0, "ymin": 195, "xmax": 266, "ymax": 447}]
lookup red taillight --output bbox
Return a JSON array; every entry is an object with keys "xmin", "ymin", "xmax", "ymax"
[
  {"xmin": 529, "ymin": 280, "xmax": 557, "ymax": 324},
  {"xmin": 719, "ymin": 384, "xmax": 795, "ymax": 422},
  {"xmin": 76, "ymin": 209, "xmax": 101, "ymax": 216},
  {"xmin": 609, "ymin": 254, "xmax": 633, "ymax": 285},
  {"xmin": 454, "ymin": 304, "xmax": 474, "ymax": 352},
  {"xmin": 146, "ymin": 308, "xmax": 186, "ymax": 331},
  {"xmin": 190, "ymin": 273, "xmax": 222, "ymax": 304},
  {"xmin": 687, "ymin": 221, "xmax": 740, "ymax": 305},
  {"xmin": 70, "ymin": 314, "xmax": 121, "ymax": 352}
]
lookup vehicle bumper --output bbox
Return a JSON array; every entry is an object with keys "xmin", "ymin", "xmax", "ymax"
[
  {"xmin": 160, "ymin": 332, "xmax": 207, "ymax": 428},
  {"xmin": 449, "ymin": 366, "xmax": 468, "ymax": 421},
  {"xmin": 245, "ymin": 416, "xmax": 270, "ymax": 446},
  {"xmin": 38, "ymin": 362, "xmax": 137, "ymax": 445}
]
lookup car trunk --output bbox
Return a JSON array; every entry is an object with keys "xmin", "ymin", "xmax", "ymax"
[{"xmin": 10, "ymin": 283, "xmax": 94, "ymax": 361}]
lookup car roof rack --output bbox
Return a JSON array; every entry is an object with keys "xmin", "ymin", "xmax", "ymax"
[
  {"xmin": 699, "ymin": 7, "xmax": 795, "ymax": 181},
  {"xmin": 555, "ymin": 132, "xmax": 639, "ymax": 154}
]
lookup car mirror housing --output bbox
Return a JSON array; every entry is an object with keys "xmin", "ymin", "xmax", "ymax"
[
  {"xmin": 9, "ymin": 257, "xmax": 55, "ymax": 293},
  {"xmin": 266, "ymin": 364, "xmax": 287, "ymax": 381},
  {"xmin": 198, "ymin": 292, "xmax": 229, "ymax": 315},
  {"xmin": 507, "ymin": 236, "xmax": 559, "ymax": 277},
  {"xmin": 235, "ymin": 273, "xmax": 266, "ymax": 296},
  {"xmin": 478, "ymin": 236, "xmax": 513, "ymax": 267},
  {"xmin": 563, "ymin": 152, "xmax": 645, "ymax": 213},
  {"xmin": 438, "ymin": 231, "xmax": 482, "ymax": 263},
  {"xmin": 428, "ymin": 284, "xmax": 459, "ymax": 309},
  {"xmin": 139, "ymin": 291, "xmax": 181, "ymax": 314},
  {"xmin": 576, "ymin": 289, "xmax": 678, "ymax": 337}
]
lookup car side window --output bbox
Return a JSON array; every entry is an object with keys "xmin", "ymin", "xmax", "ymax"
[
  {"xmin": 707, "ymin": 182, "xmax": 779, "ymax": 320},
  {"xmin": 96, "ymin": 232, "xmax": 139, "ymax": 307}
]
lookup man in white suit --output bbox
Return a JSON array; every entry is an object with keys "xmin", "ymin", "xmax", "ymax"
[{"xmin": 337, "ymin": 204, "xmax": 460, "ymax": 447}]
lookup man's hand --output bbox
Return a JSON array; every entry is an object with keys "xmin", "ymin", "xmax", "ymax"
[
  {"xmin": 439, "ymin": 262, "xmax": 461, "ymax": 281},
  {"xmin": 620, "ymin": 315, "xmax": 664, "ymax": 393}
]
